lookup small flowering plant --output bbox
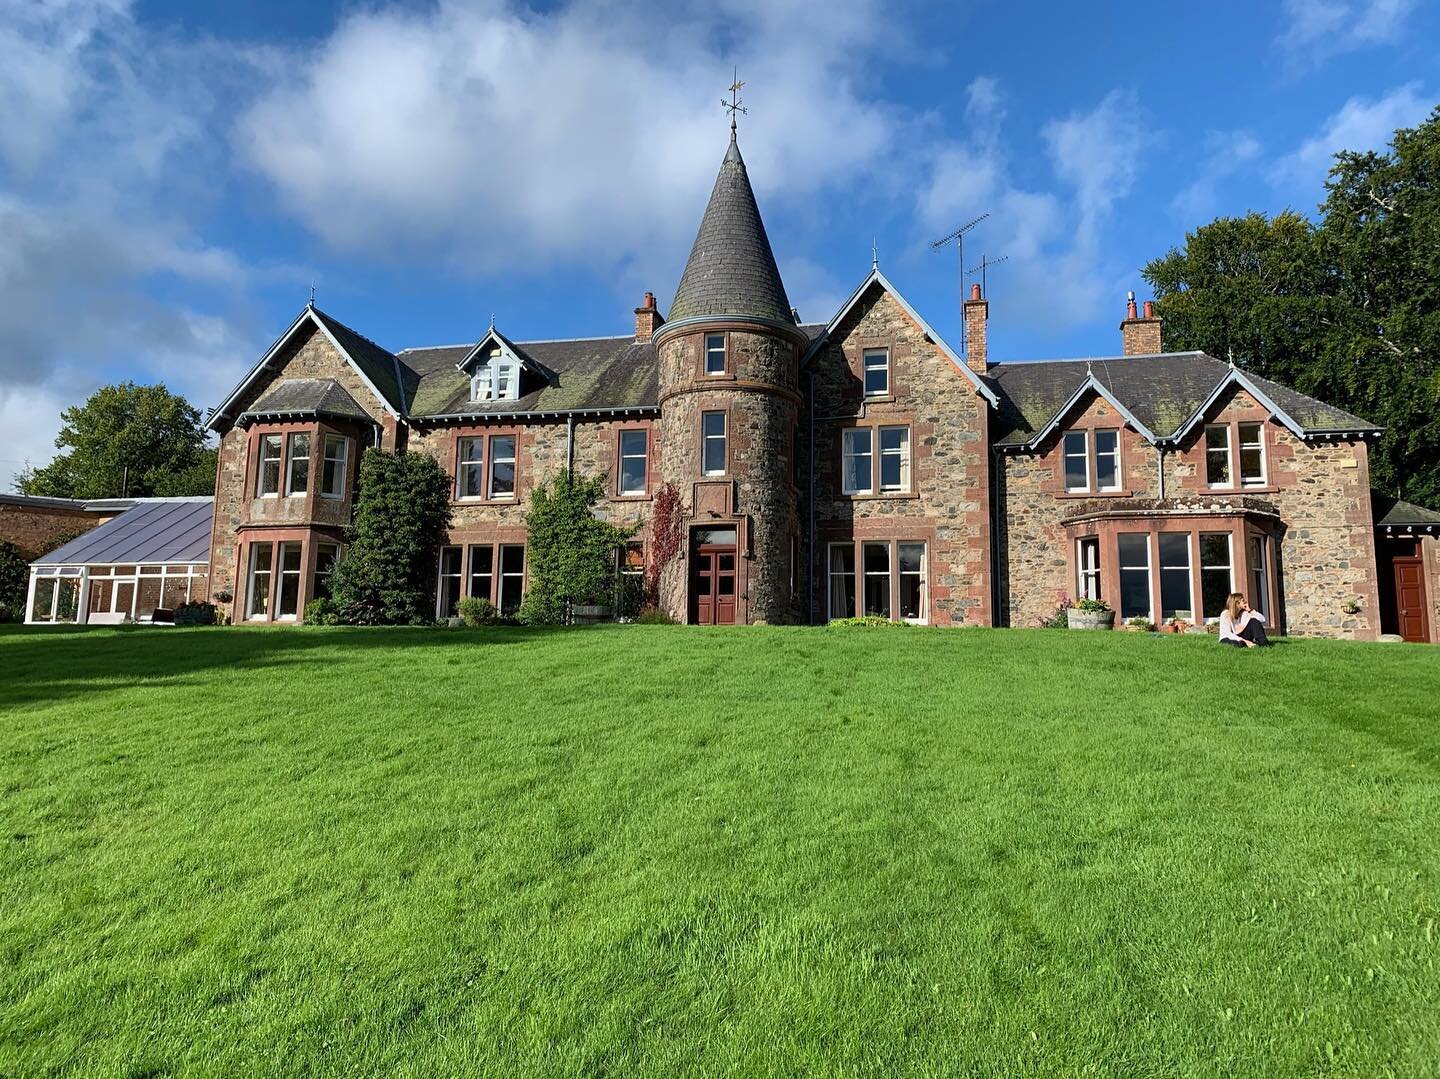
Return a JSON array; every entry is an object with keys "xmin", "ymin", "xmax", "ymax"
[{"xmin": 1071, "ymin": 597, "xmax": 1111, "ymax": 613}]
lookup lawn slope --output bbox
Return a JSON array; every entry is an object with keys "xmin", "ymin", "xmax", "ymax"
[{"xmin": 2, "ymin": 625, "xmax": 1438, "ymax": 1077}]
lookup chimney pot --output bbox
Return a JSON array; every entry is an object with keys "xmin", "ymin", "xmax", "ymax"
[
  {"xmin": 970, "ymin": 283, "xmax": 982, "ymax": 301},
  {"xmin": 1120, "ymin": 293, "xmax": 1162, "ymax": 355},
  {"xmin": 1126, "ymin": 290, "xmax": 1138, "ymax": 320},
  {"xmin": 963, "ymin": 285, "xmax": 989, "ymax": 373},
  {"xmin": 643, "ymin": 291, "xmax": 655, "ymax": 310},
  {"xmin": 1142, "ymin": 299, "xmax": 1154, "ymax": 319},
  {"xmin": 634, "ymin": 290, "xmax": 664, "ymax": 342}
]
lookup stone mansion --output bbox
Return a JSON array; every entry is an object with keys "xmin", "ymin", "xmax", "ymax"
[{"xmin": 200, "ymin": 129, "xmax": 1436, "ymax": 641}]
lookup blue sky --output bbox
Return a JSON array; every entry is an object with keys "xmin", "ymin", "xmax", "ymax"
[{"xmin": 2, "ymin": 0, "xmax": 1437, "ymax": 488}]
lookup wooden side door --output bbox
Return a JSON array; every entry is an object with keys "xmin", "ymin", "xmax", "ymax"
[
  {"xmin": 713, "ymin": 548, "xmax": 737, "ymax": 625},
  {"xmin": 691, "ymin": 550, "xmax": 715, "ymax": 625},
  {"xmin": 1394, "ymin": 557, "xmax": 1430, "ymax": 642}
]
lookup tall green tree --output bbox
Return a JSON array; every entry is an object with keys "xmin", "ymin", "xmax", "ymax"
[
  {"xmin": 518, "ymin": 470, "xmax": 632, "ymax": 625},
  {"xmin": 17, "ymin": 382, "xmax": 216, "ymax": 498},
  {"xmin": 328, "ymin": 449, "xmax": 452, "ymax": 625},
  {"xmin": 1143, "ymin": 106, "xmax": 1440, "ymax": 506}
]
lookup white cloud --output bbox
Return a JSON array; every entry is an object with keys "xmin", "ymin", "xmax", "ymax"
[
  {"xmin": 0, "ymin": 0, "xmax": 266, "ymax": 488},
  {"xmin": 1277, "ymin": 0, "xmax": 1417, "ymax": 68},
  {"xmin": 1269, "ymin": 83, "xmax": 1431, "ymax": 192},
  {"xmin": 237, "ymin": 0, "xmax": 900, "ymax": 296},
  {"xmin": 1170, "ymin": 130, "xmax": 1263, "ymax": 222},
  {"xmin": 916, "ymin": 85, "xmax": 1146, "ymax": 339}
]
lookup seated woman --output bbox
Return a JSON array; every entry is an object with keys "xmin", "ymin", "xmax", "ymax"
[{"xmin": 1218, "ymin": 592, "xmax": 1270, "ymax": 647}]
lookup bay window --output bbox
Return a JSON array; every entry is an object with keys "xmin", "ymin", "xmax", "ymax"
[
  {"xmin": 438, "ymin": 546, "xmax": 463, "ymax": 618},
  {"xmin": 898, "ymin": 542, "xmax": 926, "ymax": 621},
  {"xmin": 862, "ymin": 543, "xmax": 891, "ymax": 618},
  {"xmin": 257, "ymin": 435, "xmax": 282, "ymax": 497},
  {"xmin": 321, "ymin": 435, "xmax": 349, "ymax": 499},
  {"xmin": 314, "ymin": 543, "xmax": 340, "ymax": 601},
  {"xmin": 246, "ymin": 545, "xmax": 273, "ymax": 619},
  {"xmin": 1249, "ymin": 535, "xmax": 1269, "ymax": 617},
  {"xmin": 276, "ymin": 543, "xmax": 303, "ymax": 619},
  {"xmin": 1117, "ymin": 533, "xmax": 1152, "ymax": 621},
  {"xmin": 468, "ymin": 546, "xmax": 493, "ymax": 603},
  {"xmin": 1158, "ymin": 533, "xmax": 1193, "ymax": 620},
  {"xmin": 286, "ymin": 433, "xmax": 310, "ymax": 496},
  {"xmin": 499, "ymin": 545, "xmax": 526, "ymax": 615},
  {"xmin": 1200, "ymin": 533, "xmax": 1233, "ymax": 619},
  {"xmin": 1077, "ymin": 536, "xmax": 1101, "ymax": 601}
]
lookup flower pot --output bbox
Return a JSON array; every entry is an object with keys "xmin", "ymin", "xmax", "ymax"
[{"xmin": 1066, "ymin": 608, "xmax": 1114, "ymax": 630}]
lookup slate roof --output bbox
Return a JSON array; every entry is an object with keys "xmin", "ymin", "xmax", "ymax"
[
  {"xmin": 666, "ymin": 134, "xmax": 793, "ymax": 327},
  {"xmin": 986, "ymin": 352, "xmax": 1379, "ymax": 447},
  {"xmin": 240, "ymin": 378, "xmax": 370, "ymax": 423},
  {"xmin": 34, "ymin": 499, "xmax": 213, "ymax": 566},
  {"xmin": 399, "ymin": 336, "xmax": 660, "ymax": 418},
  {"xmin": 1372, "ymin": 492, "xmax": 1440, "ymax": 528},
  {"xmin": 310, "ymin": 307, "xmax": 405, "ymax": 413}
]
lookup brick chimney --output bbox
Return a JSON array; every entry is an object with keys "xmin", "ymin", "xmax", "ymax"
[
  {"xmin": 963, "ymin": 283, "xmax": 989, "ymax": 373},
  {"xmin": 634, "ymin": 291, "xmax": 664, "ymax": 342},
  {"xmin": 1120, "ymin": 291, "xmax": 1162, "ymax": 355}
]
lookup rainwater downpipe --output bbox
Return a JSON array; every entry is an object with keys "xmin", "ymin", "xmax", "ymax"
[{"xmin": 1156, "ymin": 442, "xmax": 1166, "ymax": 500}]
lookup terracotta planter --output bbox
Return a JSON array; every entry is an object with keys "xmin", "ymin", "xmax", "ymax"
[{"xmin": 1066, "ymin": 608, "xmax": 1115, "ymax": 630}]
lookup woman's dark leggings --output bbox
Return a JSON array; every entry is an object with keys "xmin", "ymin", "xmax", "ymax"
[{"xmin": 1223, "ymin": 618, "xmax": 1270, "ymax": 647}]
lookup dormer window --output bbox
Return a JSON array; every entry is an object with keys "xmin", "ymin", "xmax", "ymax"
[{"xmin": 468, "ymin": 347, "xmax": 521, "ymax": 403}]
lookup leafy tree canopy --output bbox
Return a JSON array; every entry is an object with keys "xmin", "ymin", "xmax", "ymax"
[
  {"xmin": 17, "ymin": 382, "xmax": 216, "ymax": 498},
  {"xmin": 518, "ymin": 470, "xmax": 633, "ymax": 625},
  {"xmin": 328, "ymin": 449, "xmax": 452, "ymax": 625},
  {"xmin": 1143, "ymin": 105, "xmax": 1440, "ymax": 506}
]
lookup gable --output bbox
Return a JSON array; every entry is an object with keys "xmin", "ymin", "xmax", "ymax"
[
  {"xmin": 804, "ymin": 270, "xmax": 998, "ymax": 407},
  {"xmin": 207, "ymin": 306, "xmax": 403, "ymax": 433}
]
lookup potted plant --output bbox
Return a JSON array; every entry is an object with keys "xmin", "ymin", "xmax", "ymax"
[
  {"xmin": 1126, "ymin": 615, "xmax": 1156, "ymax": 632},
  {"xmin": 1066, "ymin": 597, "xmax": 1115, "ymax": 630}
]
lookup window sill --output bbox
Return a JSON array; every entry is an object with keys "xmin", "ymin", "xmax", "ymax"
[
  {"xmin": 1206, "ymin": 484, "xmax": 1278, "ymax": 495},
  {"xmin": 613, "ymin": 492, "xmax": 653, "ymax": 502},
  {"xmin": 863, "ymin": 393, "xmax": 895, "ymax": 404},
  {"xmin": 1057, "ymin": 489, "xmax": 1134, "ymax": 499},
  {"xmin": 840, "ymin": 491, "xmax": 919, "ymax": 501},
  {"xmin": 455, "ymin": 497, "xmax": 519, "ymax": 506}
]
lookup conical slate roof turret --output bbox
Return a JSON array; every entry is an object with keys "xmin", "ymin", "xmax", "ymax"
[{"xmin": 667, "ymin": 133, "xmax": 793, "ymax": 326}]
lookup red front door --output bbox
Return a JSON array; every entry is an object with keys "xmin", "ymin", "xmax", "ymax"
[
  {"xmin": 1394, "ymin": 557, "xmax": 1430, "ymax": 642},
  {"xmin": 691, "ymin": 545, "xmax": 737, "ymax": 625}
]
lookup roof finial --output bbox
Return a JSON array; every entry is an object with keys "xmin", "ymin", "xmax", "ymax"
[
  {"xmin": 872, "ymin": 238, "xmax": 879, "ymax": 271},
  {"xmin": 308, "ymin": 283, "xmax": 316, "ymax": 308},
  {"xmin": 1227, "ymin": 346, "xmax": 1236, "ymax": 369},
  {"xmin": 723, "ymin": 68, "xmax": 746, "ymax": 136},
  {"xmin": 490, "ymin": 312, "xmax": 496, "ymax": 330}
]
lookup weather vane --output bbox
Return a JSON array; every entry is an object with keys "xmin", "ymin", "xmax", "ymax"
[{"xmin": 722, "ymin": 68, "xmax": 746, "ymax": 132}]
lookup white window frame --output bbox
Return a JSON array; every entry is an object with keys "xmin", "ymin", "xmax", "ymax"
[
  {"xmin": 275, "ymin": 542, "xmax": 303, "ymax": 621},
  {"xmin": 863, "ymin": 348, "xmax": 889, "ymax": 397},
  {"xmin": 467, "ymin": 545, "xmax": 495, "ymax": 604},
  {"xmin": 285, "ymin": 433, "xmax": 310, "ymax": 497},
  {"xmin": 1117, "ymin": 532, "xmax": 1153, "ymax": 622},
  {"xmin": 1205, "ymin": 424, "xmax": 1234, "ymax": 488},
  {"xmin": 1157, "ymin": 532, "xmax": 1194, "ymax": 621},
  {"xmin": 842, "ymin": 428, "xmax": 873, "ymax": 495},
  {"xmin": 257, "ymin": 435, "xmax": 282, "ymax": 498},
  {"xmin": 1248, "ymin": 534, "xmax": 1269, "ymax": 618},
  {"xmin": 1200, "ymin": 531, "xmax": 1235, "ymax": 622},
  {"xmin": 436, "ymin": 546, "xmax": 463, "ymax": 619},
  {"xmin": 456, "ymin": 437, "xmax": 485, "ymax": 500},
  {"xmin": 246, "ymin": 544, "xmax": 273, "ymax": 621},
  {"xmin": 471, "ymin": 367, "xmax": 493, "ymax": 402},
  {"xmin": 470, "ymin": 350, "xmax": 521, "ymax": 402},
  {"xmin": 897, "ymin": 541, "xmax": 927, "ymax": 623},
  {"xmin": 826, "ymin": 542, "xmax": 856, "ymax": 621},
  {"xmin": 618, "ymin": 428, "xmax": 648, "ymax": 496},
  {"xmin": 1238, "ymin": 422, "xmax": 1267, "ymax": 487},
  {"xmin": 861, "ymin": 541, "xmax": 891, "ymax": 618},
  {"xmin": 878, "ymin": 426, "xmax": 910, "ymax": 494},
  {"xmin": 1063, "ymin": 431, "xmax": 1089, "ymax": 493},
  {"xmin": 702, "ymin": 411, "xmax": 727, "ymax": 476},
  {"xmin": 704, "ymin": 334, "xmax": 726, "ymax": 376},
  {"xmin": 498, "ymin": 544, "xmax": 526, "ymax": 614},
  {"xmin": 1094, "ymin": 429, "xmax": 1122, "ymax": 492},
  {"xmin": 321, "ymin": 435, "xmax": 349, "ymax": 500},
  {"xmin": 1076, "ymin": 536, "xmax": 1101, "ymax": 601},
  {"xmin": 488, "ymin": 434, "xmax": 517, "ymax": 500}
]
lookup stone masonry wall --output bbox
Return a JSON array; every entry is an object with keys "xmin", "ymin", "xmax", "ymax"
[
  {"xmin": 999, "ymin": 395, "xmax": 1158, "ymax": 628},
  {"xmin": 806, "ymin": 286, "xmax": 991, "ymax": 626},
  {"xmin": 657, "ymin": 326, "xmax": 800, "ymax": 624},
  {"xmin": 209, "ymin": 321, "xmax": 396, "ymax": 611},
  {"xmin": 1165, "ymin": 387, "xmax": 1379, "ymax": 638}
]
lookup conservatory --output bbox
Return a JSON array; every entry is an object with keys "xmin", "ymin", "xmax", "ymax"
[{"xmin": 25, "ymin": 498, "xmax": 213, "ymax": 625}]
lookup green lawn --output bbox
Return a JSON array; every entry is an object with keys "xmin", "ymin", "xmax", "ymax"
[{"xmin": 2, "ymin": 625, "xmax": 1438, "ymax": 1077}]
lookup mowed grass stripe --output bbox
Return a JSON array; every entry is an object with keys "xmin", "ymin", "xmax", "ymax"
[{"xmin": 1, "ymin": 625, "xmax": 1437, "ymax": 1076}]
